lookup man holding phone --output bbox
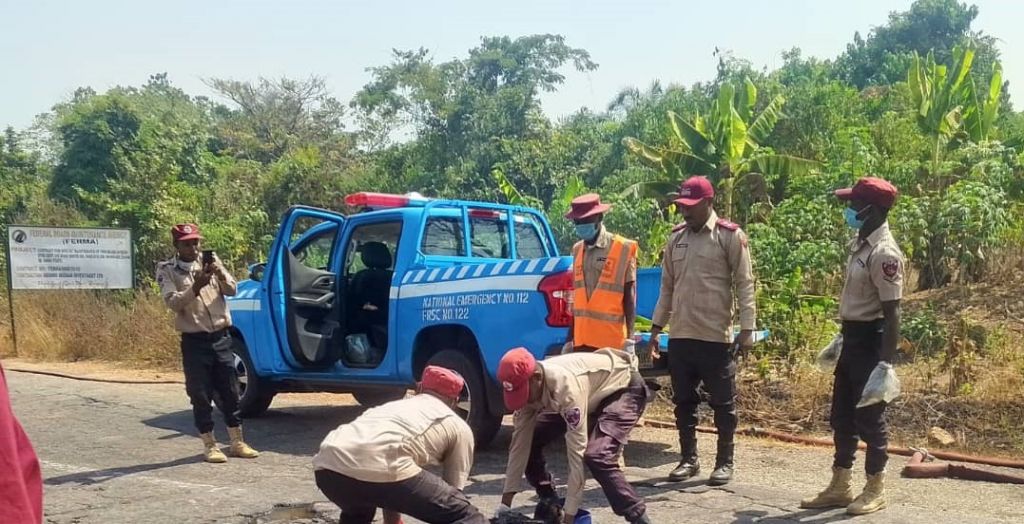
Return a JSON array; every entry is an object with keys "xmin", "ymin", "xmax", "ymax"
[{"xmin": 156, "ymin": 223, "xmax": 259, "ymax": 463}]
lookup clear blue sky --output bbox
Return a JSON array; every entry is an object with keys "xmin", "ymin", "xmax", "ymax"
[{"xmin": 2, "ymin": 0, "xmax": 1022, "ymax": 131}]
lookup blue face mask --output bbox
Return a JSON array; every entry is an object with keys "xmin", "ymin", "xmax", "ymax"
[
  {"xmin": 844, "ymin": 206, "xmax": 870, "ymax": 229},
  {"xmin": 575, "ymin": 223, "xmax": 599, "ymax": 240}
]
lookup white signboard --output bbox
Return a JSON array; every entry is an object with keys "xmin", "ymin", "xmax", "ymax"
[{"xmin": 7, "ymin": 226, "xmax": 133, "ymax": 290}]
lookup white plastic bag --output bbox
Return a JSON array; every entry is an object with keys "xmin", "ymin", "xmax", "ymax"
[
  {"xmin": 857, "ymin": 362, "xmax": 901, "ymax": 408},
  {"xmin": 345, "ymin": 333, "xmax": 372, "ymax": 364},
  {"xmin": 816, "ymin": 334, "xmax": 843, "ymax": 371}
]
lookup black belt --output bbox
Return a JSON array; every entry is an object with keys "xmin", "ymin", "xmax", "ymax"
[
  {"xmin": 182, "ymin": 328, "xmax": 228, "ymax": 341},
  {"xmin": 841, "ymin": 319, "xmax": 884, "ymax": 332}
]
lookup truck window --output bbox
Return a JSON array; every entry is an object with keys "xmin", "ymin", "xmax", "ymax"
[
  {"xmin": 290, "ymin": 219, "xmax": 338, "ymax": 270},
  {"xmin": 345, "ymin": 221, "xmax": 403, "ymax": 275},
  {"xmin": 470, "ymin": 217, "xmax": 509, "ymax": 258},
  {"xmin": 421, "ymin": 213, "xmax": 549, "ymax": 259},
  {"xmin": 514, "ymin": 218, "xmax": 547, "ymax": 259},
  {"xmin": 422, "ymin": 218, "xmax": 465, "ymax": 256}
]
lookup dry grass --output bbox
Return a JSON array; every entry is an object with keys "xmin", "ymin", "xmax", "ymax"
[
  {"xmin": 646, "ymin": 354, "xmax": 1024, "ymax": 457},
  {"xmin": 0, "ymin": 289, "xmax": 181, "ymax": 370}
]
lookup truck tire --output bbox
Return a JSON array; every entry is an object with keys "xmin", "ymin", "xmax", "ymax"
[
  {"xmin": 427, "ymin": 349, "xmax": 503, "ymax": 447},
  {"xmin": 231, "ymin": 337, "xmax": 275, "ymax": 417},
  {"xmin": 352, "ymin": 388, "xmax": 407, "ymax": 407}
]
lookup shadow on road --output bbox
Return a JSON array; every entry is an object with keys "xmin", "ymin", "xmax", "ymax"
[
  {"xmin": 45, "ymin": 456, "xmax": 198, "ymax": 486},
  {"xmin": 141, "ymin": 404, "xmax": 367, "ymax": 457}
]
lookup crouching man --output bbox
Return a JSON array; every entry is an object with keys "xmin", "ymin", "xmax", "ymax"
[
  {"xmin": 312, "ymin": 366, "xmax": 486, "ymax": 524},
  {"xmin": 497, "ymin": 347, "xmax": 652, "ymax": 524}
]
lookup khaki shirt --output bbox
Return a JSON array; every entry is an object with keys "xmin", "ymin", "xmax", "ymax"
[
  {"xmin": 156, "ymin": 257, "xmax": 237, "ymax": 334},
  {"xmin": 652, "ymin": 211, "xmax": 756, "ymax": 343},
  {"xmin": 504, "ymin": 349, "xmax": 634, "ymax": 516},
  {"xmin": 576, "ymin": 226, "xmax": 637, "ymax": 297},
  {"xmin": 312, "ymin": 394, "xmax": 475, "ymax": 489},
  {"xmin": 839, "ymin": 223, "xmax": 905, "ymax": 321}
]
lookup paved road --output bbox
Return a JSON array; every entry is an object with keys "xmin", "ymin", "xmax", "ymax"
[{"xmin": 7, "ymin": 367, "xmax": 1023, "ymax": 524}]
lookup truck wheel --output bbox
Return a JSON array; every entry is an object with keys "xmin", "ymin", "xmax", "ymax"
[
  {"xmin": 428, "ymin": 349, "xmax": 503, "ymax": 447},
  {"xmin": 232, "ymin": 337, "xmax": 275, "ymax": 417},
  {"xmin": 352, "ymin": 389, "xmax": 407, "ymax": 407}
]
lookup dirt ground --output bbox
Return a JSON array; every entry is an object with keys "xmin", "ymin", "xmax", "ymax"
[{"xmin": 6, "ymin": 359, "xmax": 1024, "ymax": 524}]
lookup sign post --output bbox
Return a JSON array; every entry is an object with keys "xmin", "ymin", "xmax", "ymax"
[
  {"xmin": 3, "ymin": 231, "xmax": 17, "ymax": 353},
  {"xmin": 5, "ymin": 226, "xmax": 134, "ymax": 354}
]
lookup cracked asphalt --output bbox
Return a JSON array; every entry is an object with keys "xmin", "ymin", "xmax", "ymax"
[{"xmin": 6, "ymin": 365, "xmax": 1023, "ymax": 524}]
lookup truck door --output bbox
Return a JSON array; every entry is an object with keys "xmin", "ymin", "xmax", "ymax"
[{"xmin": 266, "ymin": 206, "xmax": 346, "ymax": 369}]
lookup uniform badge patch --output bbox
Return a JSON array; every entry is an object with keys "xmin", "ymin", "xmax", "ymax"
[
  {"xmin": 882, "ymin": 259, "xmax": 900, "ymax": 281},
  {"xmin": 563, "ymin": 407, "xmax": 582, "ymax": 429}
]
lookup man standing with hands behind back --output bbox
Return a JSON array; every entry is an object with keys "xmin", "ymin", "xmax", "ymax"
[
  {"xmin": 647, "ymin": 176, "xmax": 757, "ymax": 486},
  {"xmin": 156, "ymin": 223, "xmax": 259, "ymax": 464}
]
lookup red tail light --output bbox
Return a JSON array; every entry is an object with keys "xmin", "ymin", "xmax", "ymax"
[{"xmin": 538, "ymin": 270, "xmax": 574, "ymax": 327}]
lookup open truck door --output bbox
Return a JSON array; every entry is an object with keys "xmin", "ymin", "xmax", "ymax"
[{"xmin": 266, "ymin": 206, "xmax": 347, "ymax": 369}]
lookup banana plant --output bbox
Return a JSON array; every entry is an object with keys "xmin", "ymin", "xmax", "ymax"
[
  {"xmin": 623, "ymin": 78, "xmax": 818, "ymax": 221},
  {"xmin": 907, "ymin": 45, "xmax": 975, "ymax": 180},
  {"xmin": 963, "ymin": 61, "xmax": 1003, "ymax": 143}
]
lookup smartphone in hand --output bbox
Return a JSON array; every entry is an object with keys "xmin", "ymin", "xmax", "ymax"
[{"xmin": 202, "ymin": 250, "xmax": 215, "ymax": 267}]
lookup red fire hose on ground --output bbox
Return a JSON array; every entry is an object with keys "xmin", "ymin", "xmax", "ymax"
[
  {"xmin": 641, "ymin": 420, "xmax": 1024, "ymax": 481},
  {"xmin": 902, "ymin": 448, "xmax": 1024, "ymax": 484}
]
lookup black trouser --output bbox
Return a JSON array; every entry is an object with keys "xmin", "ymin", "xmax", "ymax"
[
  {"xmin": 668, "ymin": 338, "xmax": 737, "ymax": 452},
  {"xmin": 524, "ymin": 372, "xmax": 649, "ymax": 522},
  {"xmin": 832, "ymin": 320, "xmax": 888, "ymax": 475},
  {"xmin": 314, "ymin": 469, "xmax": 486, "ymax": 524},
  {"xmin": 181, "ymin": 330, "xmax": 241, "ymax": 434}
]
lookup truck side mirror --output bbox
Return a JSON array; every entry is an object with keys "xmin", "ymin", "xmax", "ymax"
[{"xmin": 248, "ymin": 262, "xmax": 266, "ymax": 282}]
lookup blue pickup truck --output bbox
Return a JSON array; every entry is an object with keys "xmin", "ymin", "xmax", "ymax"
[
  {"xmin": 225, "ymin": 192, "xmax": 767, "ymax": 446},
  {"xmin": 226, "ymin": 193, "xmax": 586, "ymax": 445}
]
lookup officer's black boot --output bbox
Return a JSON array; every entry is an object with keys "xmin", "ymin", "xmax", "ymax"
[
  {"xmin": 708, "ymin": 439, "xmax": 735, "ymax": 486},
  {"xmin": 668, "ymin": 436, "xmax": 700, "ymax": 481},
  {"xmin": 630, "ymin": 512, "xmax": 653, "ymax": 524}
]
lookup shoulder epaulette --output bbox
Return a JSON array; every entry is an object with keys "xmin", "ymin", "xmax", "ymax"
[{"xmin": 716, "ymin": 218, "xmax": 739, "ymax": 231}]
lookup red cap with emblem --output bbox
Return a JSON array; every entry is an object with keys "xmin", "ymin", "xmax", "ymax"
[
  {"xmin": 834, "ymin": 177, "xmax": 898, "ymax": 209},
  {"xmin": 497, "ymin": 347, "xmax": 537, "ymax": 411},
  {"xmin": 171, "ymin": 223, "xmax": 203, "ymax": 242},
  {"xmin": 673, "ymin": 176, "xmax": 715, "ymax": 207},
  {"xmin": 420, "ymin": 365, "xmax": 465, "ymax": 400}
]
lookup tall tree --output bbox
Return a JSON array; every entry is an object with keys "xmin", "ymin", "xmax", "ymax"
[
  {"xmin": 835, "ymin": 0, "xmax": 1000, "ymax": 90},
  {"xmin": 206, "ymin": 76, "xmax": 349, "ymax": 164},
  {"xmin": 351, "ymin": 34, "xmax": 597, "ymax": 199}
]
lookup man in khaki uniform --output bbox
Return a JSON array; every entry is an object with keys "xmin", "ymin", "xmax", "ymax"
[
  {"xmin": 496, "ymin": 347, "xmax": 652, "ymax": 524},
  {"xmin": 801, "ymin": 177, "xmax": 904, "ymax": 515},
  {"xmin": 157, "ymin": 223, "xmax": 258, "ymax": 463},
  {"xmin": 312, "ymin": 366, "xmax": 485, "ymax": 524},
  {"xmin": 647, "ymin": 176, "xmax": 756, "ymax": 486}
]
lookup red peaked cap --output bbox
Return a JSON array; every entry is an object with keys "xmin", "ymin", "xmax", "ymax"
[
  {"xmin": 497, "ymin": 348, "xmax": 537, "ymax": 411},
  {"xmin": 673, "ymin": 176, "xmax": 715, "ymax": 207},
  {"xmin": 420, "ymin": 365, "xmax": 465, "ymax": 399},
  {"xmin": 834, "ymin": 177, "xmax": 898, "ymax": 209},
  {"xmin": 171, "ymin": 223, "xmax": 202, "ymax": 242}
]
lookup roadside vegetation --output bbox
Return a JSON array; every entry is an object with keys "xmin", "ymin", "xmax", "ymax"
[{"xmin": 3, "ymin": 0, "xmax": 1023, "ymax": 454}]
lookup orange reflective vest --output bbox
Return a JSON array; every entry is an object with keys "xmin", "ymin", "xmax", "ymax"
[{"xmin": 572, "ymin": 235, "xmax": 637, "ymax": 350}]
